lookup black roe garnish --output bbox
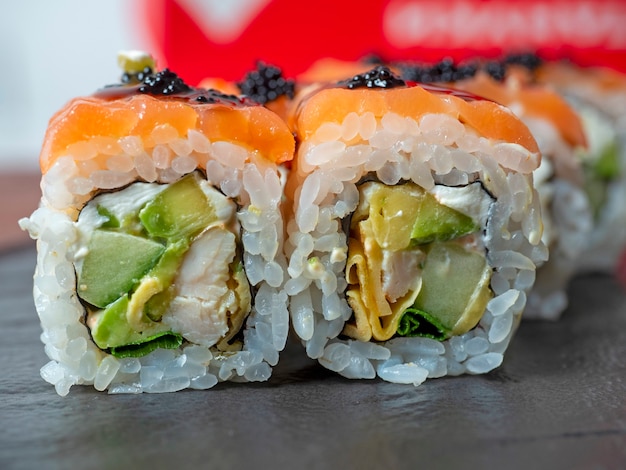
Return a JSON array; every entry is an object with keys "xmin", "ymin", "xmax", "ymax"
[
  {"xmin": 396, "ymin": 58, "xmax": 478, "ymax": 84},
  {"xmin": 236, "ymin": 62, "xmax": 295, "ymax": 104},
  {"xmin": 340, "ymin": 65, "xmax": 406, "ymax": 89},
  {"xmin": 502, "ymin": 52, "xmax": 543, "ymax": 71},
  {"xmin": 483, "ymin": 61, "xmax": 506, "ymax": 81},
  {"xmin": 95, "ymin": 68, "xmax": 251, "ymax": 106},
  {"xmin": 138, "ymin": 69, "xmax": 192, "ymax": 96}
]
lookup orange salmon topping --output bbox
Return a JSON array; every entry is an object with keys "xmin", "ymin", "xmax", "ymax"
[
  {"xmin": 537, "ymin": 62, "xmax": 626, "ymax": 94},
  {"xmin": 40, "ymin": 94, "xmax": 294, "ymax": 173},
  {"xmin": 295, "ymin": 85, "xmax": 539, "ymax": 154},
  {"xmin": 452, "ymin": 73, "xmax": 586, "ymax": 149}
]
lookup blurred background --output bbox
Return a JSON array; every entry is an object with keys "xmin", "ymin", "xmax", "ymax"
[
  {"xmin": 0, "ymin": 0, "xmax": 146, "ymax": 171},
  {"xmin": 1, "ymin": 0, "xmax": 625, "ymax": 172}
]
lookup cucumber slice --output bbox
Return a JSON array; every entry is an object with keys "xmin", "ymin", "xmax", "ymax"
[
  {"xmin": 411, "ymin": 242, "xmax": 492, "ymax": 337},
  {"xmin": 78, "ymin": 230, "xmax": 165, "ymax": 308}
]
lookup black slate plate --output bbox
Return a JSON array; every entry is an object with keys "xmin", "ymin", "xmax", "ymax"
[{"xmin": 1, "ymin": 246, "xmax": 625, "ymax": 470}]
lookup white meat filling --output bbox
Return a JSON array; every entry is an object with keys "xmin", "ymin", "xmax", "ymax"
[
  {"xmin": 381, "ymin": 249, "xmax": 423, "ymax": 303},
  {"xmin": 162, "ymin": 227, "xmax": 238, "ymax": 347}
]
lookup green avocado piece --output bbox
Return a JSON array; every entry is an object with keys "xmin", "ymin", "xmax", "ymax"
[
  {"xmin": 411, "ymin": 242, "xmax": 492, "ymax": 337},
  {"xmin": 143, "ymin": 239, "xmax": 191, "ymax": 321},
  {"xmin": 593, "ymin": 140, "xmax": 620, "ymax": 180},
  {"xmin": 410, "ymin": 191, "xmax": 479, "ymax": 245},
  {"xmin": 90, "ymin": 294, "xmax": 171, "ymax": 349},
  {"xmin": 78, "ymin": 230, "xmax": 165, "ymax": 308},
  {"xmin": 96, "ymin": 205, "xmax": 120, "ymax": 228},
  {"xmin": 365, "ymin": 182, "xmax": 479, "ymax": 250},
  {"xmin": 139, "ymin": 174, "xmax": 217, "ymax": 241},
  {"xmin": 367, "ymin": 183, "xmax": 426, "ymax": 250},
  {"xmin": 584, "ymin": 141, "xmax": 620, "ymax": 219}
]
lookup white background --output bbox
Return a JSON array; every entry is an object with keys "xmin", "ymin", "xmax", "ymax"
[{"xmin": 0, "ymin": 0, "xmax": 147, "ymax": 171}]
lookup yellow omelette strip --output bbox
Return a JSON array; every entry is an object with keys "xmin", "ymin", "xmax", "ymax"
[{"xmin": 344, "ymin": 220, "xmax": 420, "ymax": 342}]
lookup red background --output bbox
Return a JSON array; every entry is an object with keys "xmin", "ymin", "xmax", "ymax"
[{"xmin": 138, "ymin": 0, "xmax": 626, "ymax": 85}]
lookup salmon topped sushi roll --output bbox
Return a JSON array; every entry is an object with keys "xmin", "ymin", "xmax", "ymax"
[
  {"xmin": 528, "ymin": 59, "xmax": 626, "ymax": 274},
  {"xmin": 284, "ymin": 66, "xmax": 546, "ymax": 385},
  {"xmin": 20, "ymin": 52, "xmax": 295, "ymax": 395}
]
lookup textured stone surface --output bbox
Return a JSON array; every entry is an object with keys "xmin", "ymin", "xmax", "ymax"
[{"xmin": 1, "ymin": 246, "xmax": 625, "ymax": 470}]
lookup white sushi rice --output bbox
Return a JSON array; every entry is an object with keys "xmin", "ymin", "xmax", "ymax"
[
  {"xmin": 20, "ymin": 128, "xmax": 289, "ymax": 395},
  {"xmin": 285, "ymin": 110, "xmax": 547, "ymax": 386}
]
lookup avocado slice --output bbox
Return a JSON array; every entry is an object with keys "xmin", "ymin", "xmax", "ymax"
[
  {"xmin": 593, "ymin": 140, "xmax": 620, "ymax": 180},
  {"xmin": 365, "ymin": 182, "xmax": 479, "ymax": 250},
  {"xmin": 404, "ymin": 242, "xmax": 492, "ymax": 338},
  {"xmin": 139, "ymin": 173, "xmax": 218, "ymax": 240},
  {"xmin": 142, "ymin": 239, "xmax": 191, "ymax": 321},
  {"xmin": 78, "ymin": 230, "xmax": 165, "ymax": 308},
  {"xmin": 367, "ymin": 183, "xmax": 425, "ymax": 250},
  {"xmin": 90, "ymin": 294, "xmax": 171, "ymax": 349},
  {"xmin": 96, "ymin": 205, "xmax": 120, "ymax": 228},
  {"xmin": 409, "ymin": 192, "xmax": 478, "ymax": 245},
  {"xmin": 90, "ymin": 293, "xmax": 182, "ymax": 357}
]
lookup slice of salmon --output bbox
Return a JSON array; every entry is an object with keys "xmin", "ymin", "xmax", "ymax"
[
  {"xmin": 294, "ymin": 82, "xmax": 540, "ymax": 155},
  {"xmin": 537, "ymin": 61, "xmax": 626, "ymax": 94},
  {"xmin": 448, "ymin": 71, "xmax": 587, "ymax": 149},
  {"xmin": 40, "ymin": 89, "xmax": 295, "ymax": 174}
]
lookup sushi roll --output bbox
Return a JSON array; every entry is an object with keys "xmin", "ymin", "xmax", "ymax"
[
  {"xmin": 530, "ymin": 60, "xmax": 626, "ymax": 274},
  {"xmin": 284, "ymin": 66, "xmax": 547, "ymax": 386},
  {"xmin": 19, "ymin": 52, "xmax": 295, "ymax": 395}
]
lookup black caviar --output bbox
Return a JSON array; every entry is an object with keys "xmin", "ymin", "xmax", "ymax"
[
  {"xmin": 96, "ymin": 75, "xmax": 250, "ymax": 107},
  {"xmin": 482, "ymin": 61, "xmax": 506, "ymax": 81},
  {"xmin": 396, "ymin": 58, "xmax": 478, "ymax": 83},
  {"xmin": 502, "ymin": 52, "xmax": 543, "ymax": 71},
  {"xmin": 138, "ymin": 69, "xmax": 192, "ymax": 96},
  {"xmin": 237, "ymin": 62, "xmax": 295, "ymax": 104},
  {"xmin": 340, "ymin": 65, "xmax": 406, "ymax": 89}
]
